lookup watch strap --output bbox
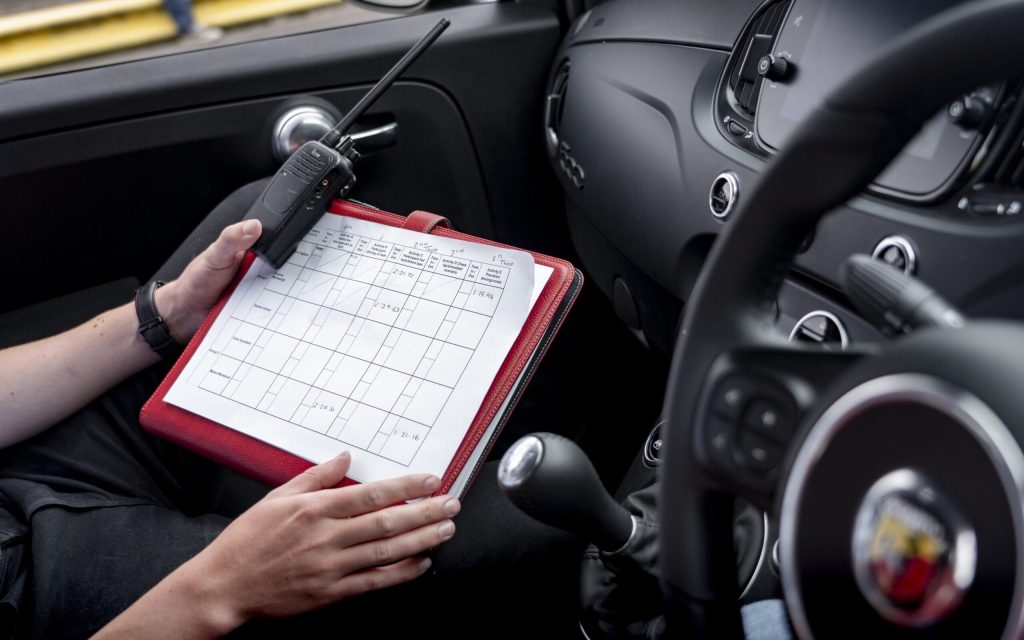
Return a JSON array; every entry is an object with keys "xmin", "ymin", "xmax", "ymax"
[{"xmin": 135, "ymin": 280, "xmax": 181, "ymax": 359}]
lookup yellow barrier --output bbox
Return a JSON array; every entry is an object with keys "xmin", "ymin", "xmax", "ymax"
[
  {"xmin": 0, "ymin": 0, "xmax": 342, "ymax": 75},
  {"xmin": 198, "ymin": 0, "xmax": 341, "ymax": 28},
  {"xmin": 0, "ymin": 0, "xmax": 161, "ymax": 39}
]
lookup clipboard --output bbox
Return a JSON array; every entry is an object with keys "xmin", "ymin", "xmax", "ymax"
[{"xmin": 140, "ymin": 199, "xmax": 582, "ymax": 497}]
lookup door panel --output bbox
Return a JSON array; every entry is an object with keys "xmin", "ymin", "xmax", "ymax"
[{"xmin": 0, "ymin": 3, "xmax": 562, "ymax": 312}]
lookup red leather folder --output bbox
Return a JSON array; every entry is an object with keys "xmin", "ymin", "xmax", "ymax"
[{"xmin": 140, "ymin": 199, "xmax": 582, "ymax": 496}]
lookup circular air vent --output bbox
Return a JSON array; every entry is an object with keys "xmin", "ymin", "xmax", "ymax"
[
  {"xmin": 788, "ymin": 310, "xmax": 849, "ymax": 350},
  {"xmin": 709, "ymin": 171, "xmax": 740, "ymax": 219}
]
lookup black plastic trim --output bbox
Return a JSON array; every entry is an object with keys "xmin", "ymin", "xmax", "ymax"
[{"xmin": 562, "ymin": 0, "xmax": 759, "ymax": 51}]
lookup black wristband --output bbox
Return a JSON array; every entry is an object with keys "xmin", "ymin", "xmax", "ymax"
[{"xmin": 135, "ymin": 280, "xmax": 182, "ymax": 360}]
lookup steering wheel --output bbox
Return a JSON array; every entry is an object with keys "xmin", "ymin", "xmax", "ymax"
[{"xmin": 660, "ymin": 1, "xmax": 1024, "ymax": 637}]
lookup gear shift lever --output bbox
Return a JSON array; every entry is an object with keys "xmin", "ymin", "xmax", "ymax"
[{"xmin": 498, "ymin": 432, "xmax": 635, "ymax": 551}]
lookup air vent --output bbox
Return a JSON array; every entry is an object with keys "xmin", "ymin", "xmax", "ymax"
[
  {"xmin": 788, "ymin": 311, "xmax": 849, "ymax": 350},
  {"xmin": 960, "ymin": 88, "xmax": 1024, "ymax": 218},
  {"xmin": 729, "ymin": 0, "xmax": 788, "ymax": 116},
  {"xmin": 990, "ymin": 128, "xmax": 1024, "ymax": 189},
  {"xmin": 545, "ymin": 60, "xmax": 571, "ymax": 155}
]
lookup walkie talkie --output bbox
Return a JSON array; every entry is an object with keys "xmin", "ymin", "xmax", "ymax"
[{"xmin": 244, "ymin": 19, "xmax": 451, "ymax": 268}]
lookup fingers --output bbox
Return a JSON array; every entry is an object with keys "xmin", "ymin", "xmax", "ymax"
[
  {"xmin": 201, "ymin": 220, "xmax": 262, "ymax": 271},
  {"xmin": 340, "ymin": 519, "xmax": 456, "ymax": 572},
  {"xmin": 333, "ymin": 556, "xmax": 432, "ymax": 599},
  {"xmin": 271, "ymin": 451, "xmax": 352, "ymax": 498},
  {"xmin": 335, "ymin": 495, "xmax": 461, "ymax": 548},
  {"xmin": 314, "ymin": 473, "xmax": 442, "ymax": 518}
]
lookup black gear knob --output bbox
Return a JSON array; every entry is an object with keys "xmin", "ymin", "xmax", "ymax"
[{"xmin": 498, "ymin": 432, "xmax": 634, "ymax": 551}]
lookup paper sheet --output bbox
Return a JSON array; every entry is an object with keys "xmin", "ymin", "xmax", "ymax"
[{"xmin": 165, "ymin": 213, "xmax": 542, "ymax": 484}]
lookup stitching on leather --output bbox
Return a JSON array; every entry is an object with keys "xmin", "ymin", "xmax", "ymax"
[{"xmin": 456, "ymin": 273, "xmax": 584, "ymax": 492}]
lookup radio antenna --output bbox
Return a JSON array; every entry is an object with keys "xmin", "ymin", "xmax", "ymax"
[{"xmin": 321, "ymin": 18, "xmax": 450, "ymax": 148}]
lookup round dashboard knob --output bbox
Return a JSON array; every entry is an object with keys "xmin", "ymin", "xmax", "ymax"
[
  {"xmin": 757, "ymin": 54, "xmax": 792, "ymax": 82},
  {"xmin": 947, "ymin": 95, "xmax": 989, "ymax": 129}
]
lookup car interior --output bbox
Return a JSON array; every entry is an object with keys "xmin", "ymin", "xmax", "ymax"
[{"xmin": 3, "ymin": 0, "xmax": 1024, "ymax": 637}]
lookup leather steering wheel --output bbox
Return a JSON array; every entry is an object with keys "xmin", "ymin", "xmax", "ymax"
[{"xmin": 660, "ymin": 1, "xmax": 1024, "ymax": 637}]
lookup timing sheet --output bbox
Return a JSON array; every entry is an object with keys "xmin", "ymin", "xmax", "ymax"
[{"xmin": 165, "ymin": 213, "xmax": 537, "ymax": 485}]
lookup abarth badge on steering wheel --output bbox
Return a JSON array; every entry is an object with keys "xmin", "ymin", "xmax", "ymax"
[{"xmin": 852, "ymin": 469, "xmax": 977, "ymax": 628}]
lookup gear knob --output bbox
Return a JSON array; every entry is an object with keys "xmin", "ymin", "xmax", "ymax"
[{"xmin": 498, "ymin": 432, "xmax": 634, "ymax": 551}]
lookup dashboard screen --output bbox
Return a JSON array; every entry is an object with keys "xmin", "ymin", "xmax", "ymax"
[
  {"xmin": 759, "ymin": 0, "xmax": 966, "ymax": 150},
  {"xmin": 756, "ymin": 0, "xmax": 984, "ymax": 196}
]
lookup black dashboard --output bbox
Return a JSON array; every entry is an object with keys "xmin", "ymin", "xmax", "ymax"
[{"xmin": 545, "ymin": 0, "xmax": 1024, "ymax": 356}]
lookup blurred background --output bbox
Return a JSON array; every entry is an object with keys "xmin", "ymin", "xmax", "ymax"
[{"xmin": 0, "ymin": 0, "xmax": 412, "ymax": 79}]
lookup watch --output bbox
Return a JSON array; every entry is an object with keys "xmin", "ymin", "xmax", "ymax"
[{"xmin": 134, "ymin": 280, "xmax": 182, "ymax": 359}]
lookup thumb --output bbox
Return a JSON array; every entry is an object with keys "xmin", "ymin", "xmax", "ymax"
[
  {"xmin": 202, "ymin": 219, "xmax": 262, "ymax": 271},
  {"xmin": 272, "ymin": 451, "xmax": 352, "ymax": 497}
]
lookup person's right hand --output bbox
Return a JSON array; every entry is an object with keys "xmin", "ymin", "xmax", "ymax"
[{"xmin": 179, "ymin": 451, "xmax": 460, "ymax": 631}]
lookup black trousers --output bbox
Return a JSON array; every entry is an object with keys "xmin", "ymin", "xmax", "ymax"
[{"xmin": 0, "ymin": 182, "xmax": 581, "ymax": 639}]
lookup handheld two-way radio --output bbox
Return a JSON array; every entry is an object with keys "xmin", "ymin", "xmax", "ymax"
[{"xmin": 244, "ymin": 19, "xmax": 451, "ymax": 268}]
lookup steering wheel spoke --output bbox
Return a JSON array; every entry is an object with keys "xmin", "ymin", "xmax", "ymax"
[{"xmin": 694, "ymin": 343, "xmax": 872, "ymax": 501}]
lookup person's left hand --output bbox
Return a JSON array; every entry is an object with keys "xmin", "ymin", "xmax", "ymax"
[{"xmin": 157, "ymin": 219, "xmax": 262, "ymax": 343}]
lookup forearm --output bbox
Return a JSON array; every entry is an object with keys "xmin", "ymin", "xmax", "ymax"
[
  {"xmin": 0, "ymin": 283, "xmax": 185, "ymax": 448},
  {"xmin": 93, "ymin": 557, "xmax": 242, "ymax": 640},
  {"xmin": 0, "ymin": 221, "xmax": 259, "ymax": 448}
]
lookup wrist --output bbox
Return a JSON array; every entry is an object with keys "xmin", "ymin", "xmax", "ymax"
[
  {"xmin": 154, "ymin": 281, "xmax": 190, "ymax": 344},
  {"xmin": 165, "ymin": 557, "xmax": 248, "ymax": 638}
]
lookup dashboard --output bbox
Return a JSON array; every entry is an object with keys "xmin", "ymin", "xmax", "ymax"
[{"xmin": 545, "ymin": 0, "xmax": 1024, "ymax": 356}]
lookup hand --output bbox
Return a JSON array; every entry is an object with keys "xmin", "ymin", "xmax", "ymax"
[
  {"xmin": 180, "ymin": 451, "xmax": 460, "ymax": 632},
  {"xmin": 156, "ymin": 219, "xmax": 262, "ymax": 343}
]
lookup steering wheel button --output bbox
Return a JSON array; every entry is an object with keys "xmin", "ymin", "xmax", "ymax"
[
  {"xmin": 724, "ymin": 388, "xmax": 742, "ymax": 408},
  {"xmin": 711, "ymin": 377, "xmax": 753, "ymax": 419},
  {"xmin": 743, "ymin": 399, "xmax": 795, "ymax": 442},
  {"xmin": 704, "ymin": 416, "xmax": 738, "ymax": 470},
  {"xmin": 735, "ymin": 433, "xmax": 782, "ymax": 474}
]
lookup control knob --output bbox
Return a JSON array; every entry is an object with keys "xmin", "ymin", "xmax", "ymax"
[
  {"xmin": 757, "ymin": 54, "xmax": 792, "ymax": 82},
  {"xmin": 948, "ymin": 95, "xmax": 990, "ymax": 129}
]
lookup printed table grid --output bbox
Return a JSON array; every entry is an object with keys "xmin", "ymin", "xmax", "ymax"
[{"xmin": 195, "ymin": 226, "xmax": 511, "ymax": 466}]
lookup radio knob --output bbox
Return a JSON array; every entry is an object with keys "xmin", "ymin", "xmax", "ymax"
[
  {"xmin": 757, "ymin": 54, "xmax": 792, "ymax": 82},
  {"xmin": 948, "ymin": 95, "xmax": 989, "ymax": 129}
]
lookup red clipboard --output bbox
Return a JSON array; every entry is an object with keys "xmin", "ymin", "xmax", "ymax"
[{"xmin": 140, "ymin": 199, "xmax": 582, "ymax": 495}]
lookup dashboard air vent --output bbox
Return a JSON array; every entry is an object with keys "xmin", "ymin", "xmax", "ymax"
[
  {"xmin": 991, "ymin": 129, "xmax": 1024, "ymax": 189},
  {"xmin": 729, "ymin": 0, "xmax": 788, "ymax": 115},
  {"xmin": 545, "ymin": 60, "xmax": 571, "ymax": 155}
]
